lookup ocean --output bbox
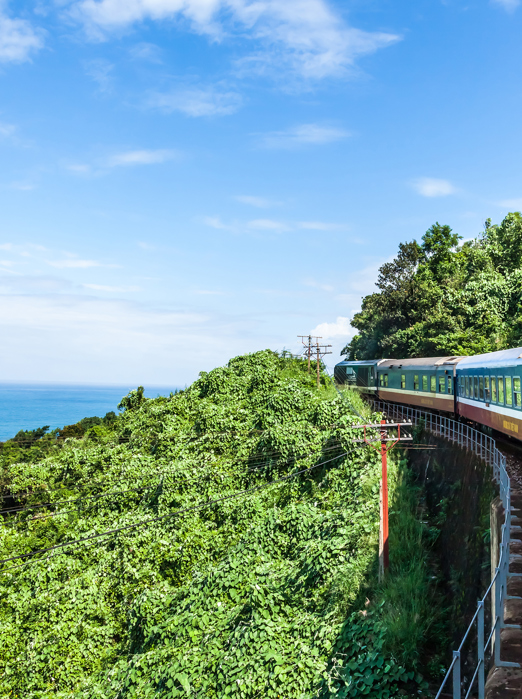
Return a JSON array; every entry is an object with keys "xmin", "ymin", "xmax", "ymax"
[{"xmin": 0, "ymin": 383, "xmax": 179, "ymax": 442}]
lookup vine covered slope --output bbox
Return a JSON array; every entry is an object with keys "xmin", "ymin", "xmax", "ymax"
[{"xmin": 0, "ymin": 351, "xmax": 428, "ymax": 698}]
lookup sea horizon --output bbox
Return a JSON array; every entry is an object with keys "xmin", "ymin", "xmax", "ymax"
[{"xmin": 0, "ymin": 382, "xmax": 182, "ymax": 442}]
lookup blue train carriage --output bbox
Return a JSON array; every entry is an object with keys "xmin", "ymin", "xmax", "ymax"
[
  {"xmin": 456, "ymin": 347, "xmax": 522, "ymax": 440},
  {"xmin": 375, "ymin": 356, "xmax": 463, "ymax": 413},
  {"xmin": 334, "ymin": 359, "xmax": 381, "ymax": 393}
]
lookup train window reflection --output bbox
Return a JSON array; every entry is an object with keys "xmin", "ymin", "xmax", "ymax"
[
  {"xmin": 430, "ymin": 375, "xmax": 436, "ymax": 392},
  {"xmin": 448, "ymin": 379, "xmax": 453, "ymax": 394},
  {"xmin": 414, "ymin": 375, "xmax": 419, "ymax": 390},
  {"xmin": 401, "ymin": 374, "xmax": 406, "ymax": 389},
  {"xmin": 485, "ymin": 376, "xmax": 490, "ymax": 402},
  {"xmin": 506, "ymin": 377, "xmax": 513, "ymax": 406},
  {"xmin": 465, "ymin": 376, "xmax": 470, "ymax": 397},
  {"xmin": 438, "ymin": 376, "xmax": 445, "ymax": 392},
  {"xmin": 422, "ymin": 375, "xmax": 428, "ymax": 391},
  {"xmin": 474, "ymin": 377, "xmax": 479, "ymax": 399},
  {"xmin": 479, "ymin": 377, "xmax": 484, "ymax": 400},
  {"xmin": 492, "ymin": 377, "xmax": 497, "ymax": 402},
  {"xmin": 499, "ymin": 378, "xmax": 505, "ymax": 404},
  {"xmin": 514, "ymin": 378, "xmax": 521, "ymax": 407}
]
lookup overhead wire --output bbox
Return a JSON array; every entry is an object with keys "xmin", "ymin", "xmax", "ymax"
[{"xmin": 0, "ymin": 450, "xmax": 349, "ymax": 573}]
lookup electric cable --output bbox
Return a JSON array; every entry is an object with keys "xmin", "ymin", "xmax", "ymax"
[{"xmin": 0, "ymin": 450, "xmax": 348, "ymax": 572}]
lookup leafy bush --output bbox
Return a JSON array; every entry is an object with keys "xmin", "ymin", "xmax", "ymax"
[{"xmin": 0, "ymin": 351, "xmax": 432, "ymax": 697}]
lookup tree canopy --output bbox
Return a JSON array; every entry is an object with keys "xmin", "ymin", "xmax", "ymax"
[{"xmin": 342, "ymin": 213, "xmax": 522, "ymax": 360}]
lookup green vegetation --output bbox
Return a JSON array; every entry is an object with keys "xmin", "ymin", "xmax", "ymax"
[
  {"xmin": 342, "ymin": 212, "xmax": 522, "ymax": 359},
  {"xmin": 0, "ymin": 351, "xmax": 442, "ymax": 697}
]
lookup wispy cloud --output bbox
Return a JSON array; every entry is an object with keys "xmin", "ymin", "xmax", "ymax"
[
  {"xmin": 0, "ymin": 8, "xmax": 43, "ymax": 63},
  {"xmin": 260, "ymin": 123, "xmax": 350, "ymax": 148},
  {"xmin": 106, "ymin": 149, "xmax": 179, "ymax": 167},
  {"xmin": 234, "ymin": 195, "xmax": 280, "ymax": 209},
  {"xmin": 67, "ymin": 149, "xmax": 180, "ymax": 175},
  {"xmin": 129, "ymin": 42, "xmax": 162, "ymax": 63},
  {"xmin": 498, "ymin": 197, "xmax": 522, "ymax": 210},
  {"xmin": 148, "ymin": 86, "xmax": 242, "ymax": 117},
  {"xmin": 83, "ymin": 283, "xmax": 140, "ymax": 292},
  {"xmin": 84, "ymin": 58, "xmax": 114, "ymax": 92},
  {"xmin": 491, "ymin": 0, "xmax": 520, "ymax": 11},
  {"xmin": 0, "ymin": 121, "xmax": 16, "ymax": 138},
  {"xmin": 48, "ymin": 258, "xmax": 106, "ymax": 269},
  {"xmin": 203, "ymin": 216, "xmax": 347, "ymax": 234},
  {"xmin": 411, "ymin": 177, "xmax": 456, "ymax": 198},
  {"xmin": 304, "ymin": 278, "xmax": 334, "ymax": 292},
  {"xmin": 72, "ymin": 0, "xmax": 400, "ymax": 81},
  {"xmin": 247, "ymin": 219, "xmax": 291, "ymax": 232}
]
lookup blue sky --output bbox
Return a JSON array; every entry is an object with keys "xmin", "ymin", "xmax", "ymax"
[{"xmin": 1, "ymin": 0, "xmax": 521, "ymax": 385}]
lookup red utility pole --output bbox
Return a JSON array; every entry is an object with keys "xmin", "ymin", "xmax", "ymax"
[{"xmin": 353, "ymin": 419, "xmax": 412, "ymax": 577}]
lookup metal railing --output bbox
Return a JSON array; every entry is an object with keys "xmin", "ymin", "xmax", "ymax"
[{"xmin": 371, "ymin": 400, "xmax": 519, "ymax": 699}]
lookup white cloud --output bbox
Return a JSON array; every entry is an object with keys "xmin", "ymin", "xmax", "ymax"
[
  {"xmin": 0, "ymin": 293, "xmax": 280, "ymax": 384},
  {"xmin": 310, "ymin": 316, "xmax": 354, "ymax": 339},
  {"xmin": 234, "ymin": 195, "xmax": 279, "ymax": 208},
  {"xmin": 498, "ymin": 198, "xmax": 522, "ymax": 209},
  {"xmin": 260, "ymin": 123, "xmax": 350, "ymax": 148},
  {"xmin": 129, "ymin": 42, "xmax": 162, "ymax": 62},
  {"xmin": 148, "ymin": 87, "xmax": 242, "ymax": 117},
  {"xmin": 72, "ymin": 0, "xmax": 400, "ymax": 81},
  {"xmin": 247, "ymin": 218, "xmax": 291, "ymax": 232},
  {"xmin": 67, "ymin": 163, "xmax": 92, "ymax": 174},
  {"xmin": 106, "ymin": 149, "xmax": 179, "ymax": 167},
  {"xmin": 0, "ymin": 8, "xmax": 43, "ymax": 63},
  {"xmin": 411, "ymin": 177, "xmax": 456, "ymax": 198},
  {"xmin": 83, "ymin": 283, "xmax": 141, "ymax": 292},
  {"xmin": 491, "ymin": 0, "xmax": 520, "ymax": 11}
]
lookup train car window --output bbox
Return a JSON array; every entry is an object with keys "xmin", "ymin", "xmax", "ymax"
[
  {"xmin": 514, "ymin": 378, "xmax": 521, "ymax": 407},
  {"xmin": 422, "ymin": 375, "xmax": 428, "ymax": 391},
  {"xmin": 492, "ymin": 377, "xmax": 497, "ymax": 402},
  {"xmin": 479, "ymin": 377, "xmax": 484, "ymax": 400},
  {"xmin": 465, "ymin": 376, "xmax": 470, "ymax": 397},
  {"xmin": 379, "ymin": 373, "xmax": 383, "ymax": 387},
  {"xmin": 430, "ymin": 375, "xmax": 436, "ymax": 392},
  {"xmin": 384, "ymin": 374, "xmax": 388, "ymax": 387},
  {"xmin": 506, "ymin": 377, "xmax": 513, "ymax": 406},
  {"xmin": 438, "ymin": 376, "xmax": 445, "ymax": 393},
  {"xmin": 448, "ymin": 379, "xmax": 453, "ymax": 395},
  {"xmin": 474, "ymin": 377, "xmax": 479, "ymax": 399},
  {"xmin": 401, "ymin": 374, "xmax": 406, "ymax": 389},
  {"xmin": 499, "ymin": 378, "xmax": 505, "ymax": 404},
  {"xmin": 485, "ymin": 377, "xmax": 490, "ymax": 402},
  {"xmin": 414, "ymin": 375, "xmax": 419, "ymax": 390}
]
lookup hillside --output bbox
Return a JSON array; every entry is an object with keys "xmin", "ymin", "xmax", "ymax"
[
  {"xmin": 343, "ymin": 212, "xmax": 522, "ymax": 360},
  {"xmin": 0, "ymin": 351, "xmax": 436, "ymax": 698}
]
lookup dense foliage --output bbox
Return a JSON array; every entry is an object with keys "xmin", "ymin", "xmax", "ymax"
[
  {"xmin": 342, "ymin": 212, "xmax": 522, "ymax": 359},
  {"xmin": 0, "ymin": 352, "xmax": 435, "ymax": 698}
]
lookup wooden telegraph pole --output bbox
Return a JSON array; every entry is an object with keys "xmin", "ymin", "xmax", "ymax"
[
  {"xmin": 314, "ymin": 341, "xmax": 332, "ymax": 389},
  {"xmin": 352, "ymin": 419, "xmax": 412, "ymax": 577},
  {"xmin": 298, "ymin": 335, "xmax": 320, "ymax": 374}
]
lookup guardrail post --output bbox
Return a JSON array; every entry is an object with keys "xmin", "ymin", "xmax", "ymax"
[
  {"xmin": 478, "ymin": 600, "xmax": 485, "ymax": 699},
  {"xmin": 495, "ymin": 564, "xmax": 501, "ymax": 665},
  {"xmin": 453, "ymin": 650, "xmax": 461, "ymax": 698}
]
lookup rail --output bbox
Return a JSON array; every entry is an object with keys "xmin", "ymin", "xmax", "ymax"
[{"xmin": 371, "ymin": 400, "xmax": 518, "ymax": 699}]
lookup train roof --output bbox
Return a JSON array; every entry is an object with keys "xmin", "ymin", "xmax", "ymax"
[
  {"xmin": 379, "ymin": 356, "xmax": 463, "ymax": 369},
  {"xmin": 457, "ymin": 347, "xmax": 522, "ymax": 370}
]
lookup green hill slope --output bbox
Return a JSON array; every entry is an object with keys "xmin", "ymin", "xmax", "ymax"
[{"xmin": 0, "ymin": 351, "xmax": 432, "ymax": 698}]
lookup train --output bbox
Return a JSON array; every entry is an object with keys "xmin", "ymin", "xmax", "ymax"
[{"xmin": 335, "ymin": 347, "xmax": 522, "ymax": 441}]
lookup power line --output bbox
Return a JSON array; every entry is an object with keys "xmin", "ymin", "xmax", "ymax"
[{"xmin": 0, "ymin": 451, "xmax": 348, "ymax": 572}]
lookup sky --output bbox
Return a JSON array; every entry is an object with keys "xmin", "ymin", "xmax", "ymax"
[{"xmin": 1, "ymin": 0, "xmax": 522, "ymax": 386}]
